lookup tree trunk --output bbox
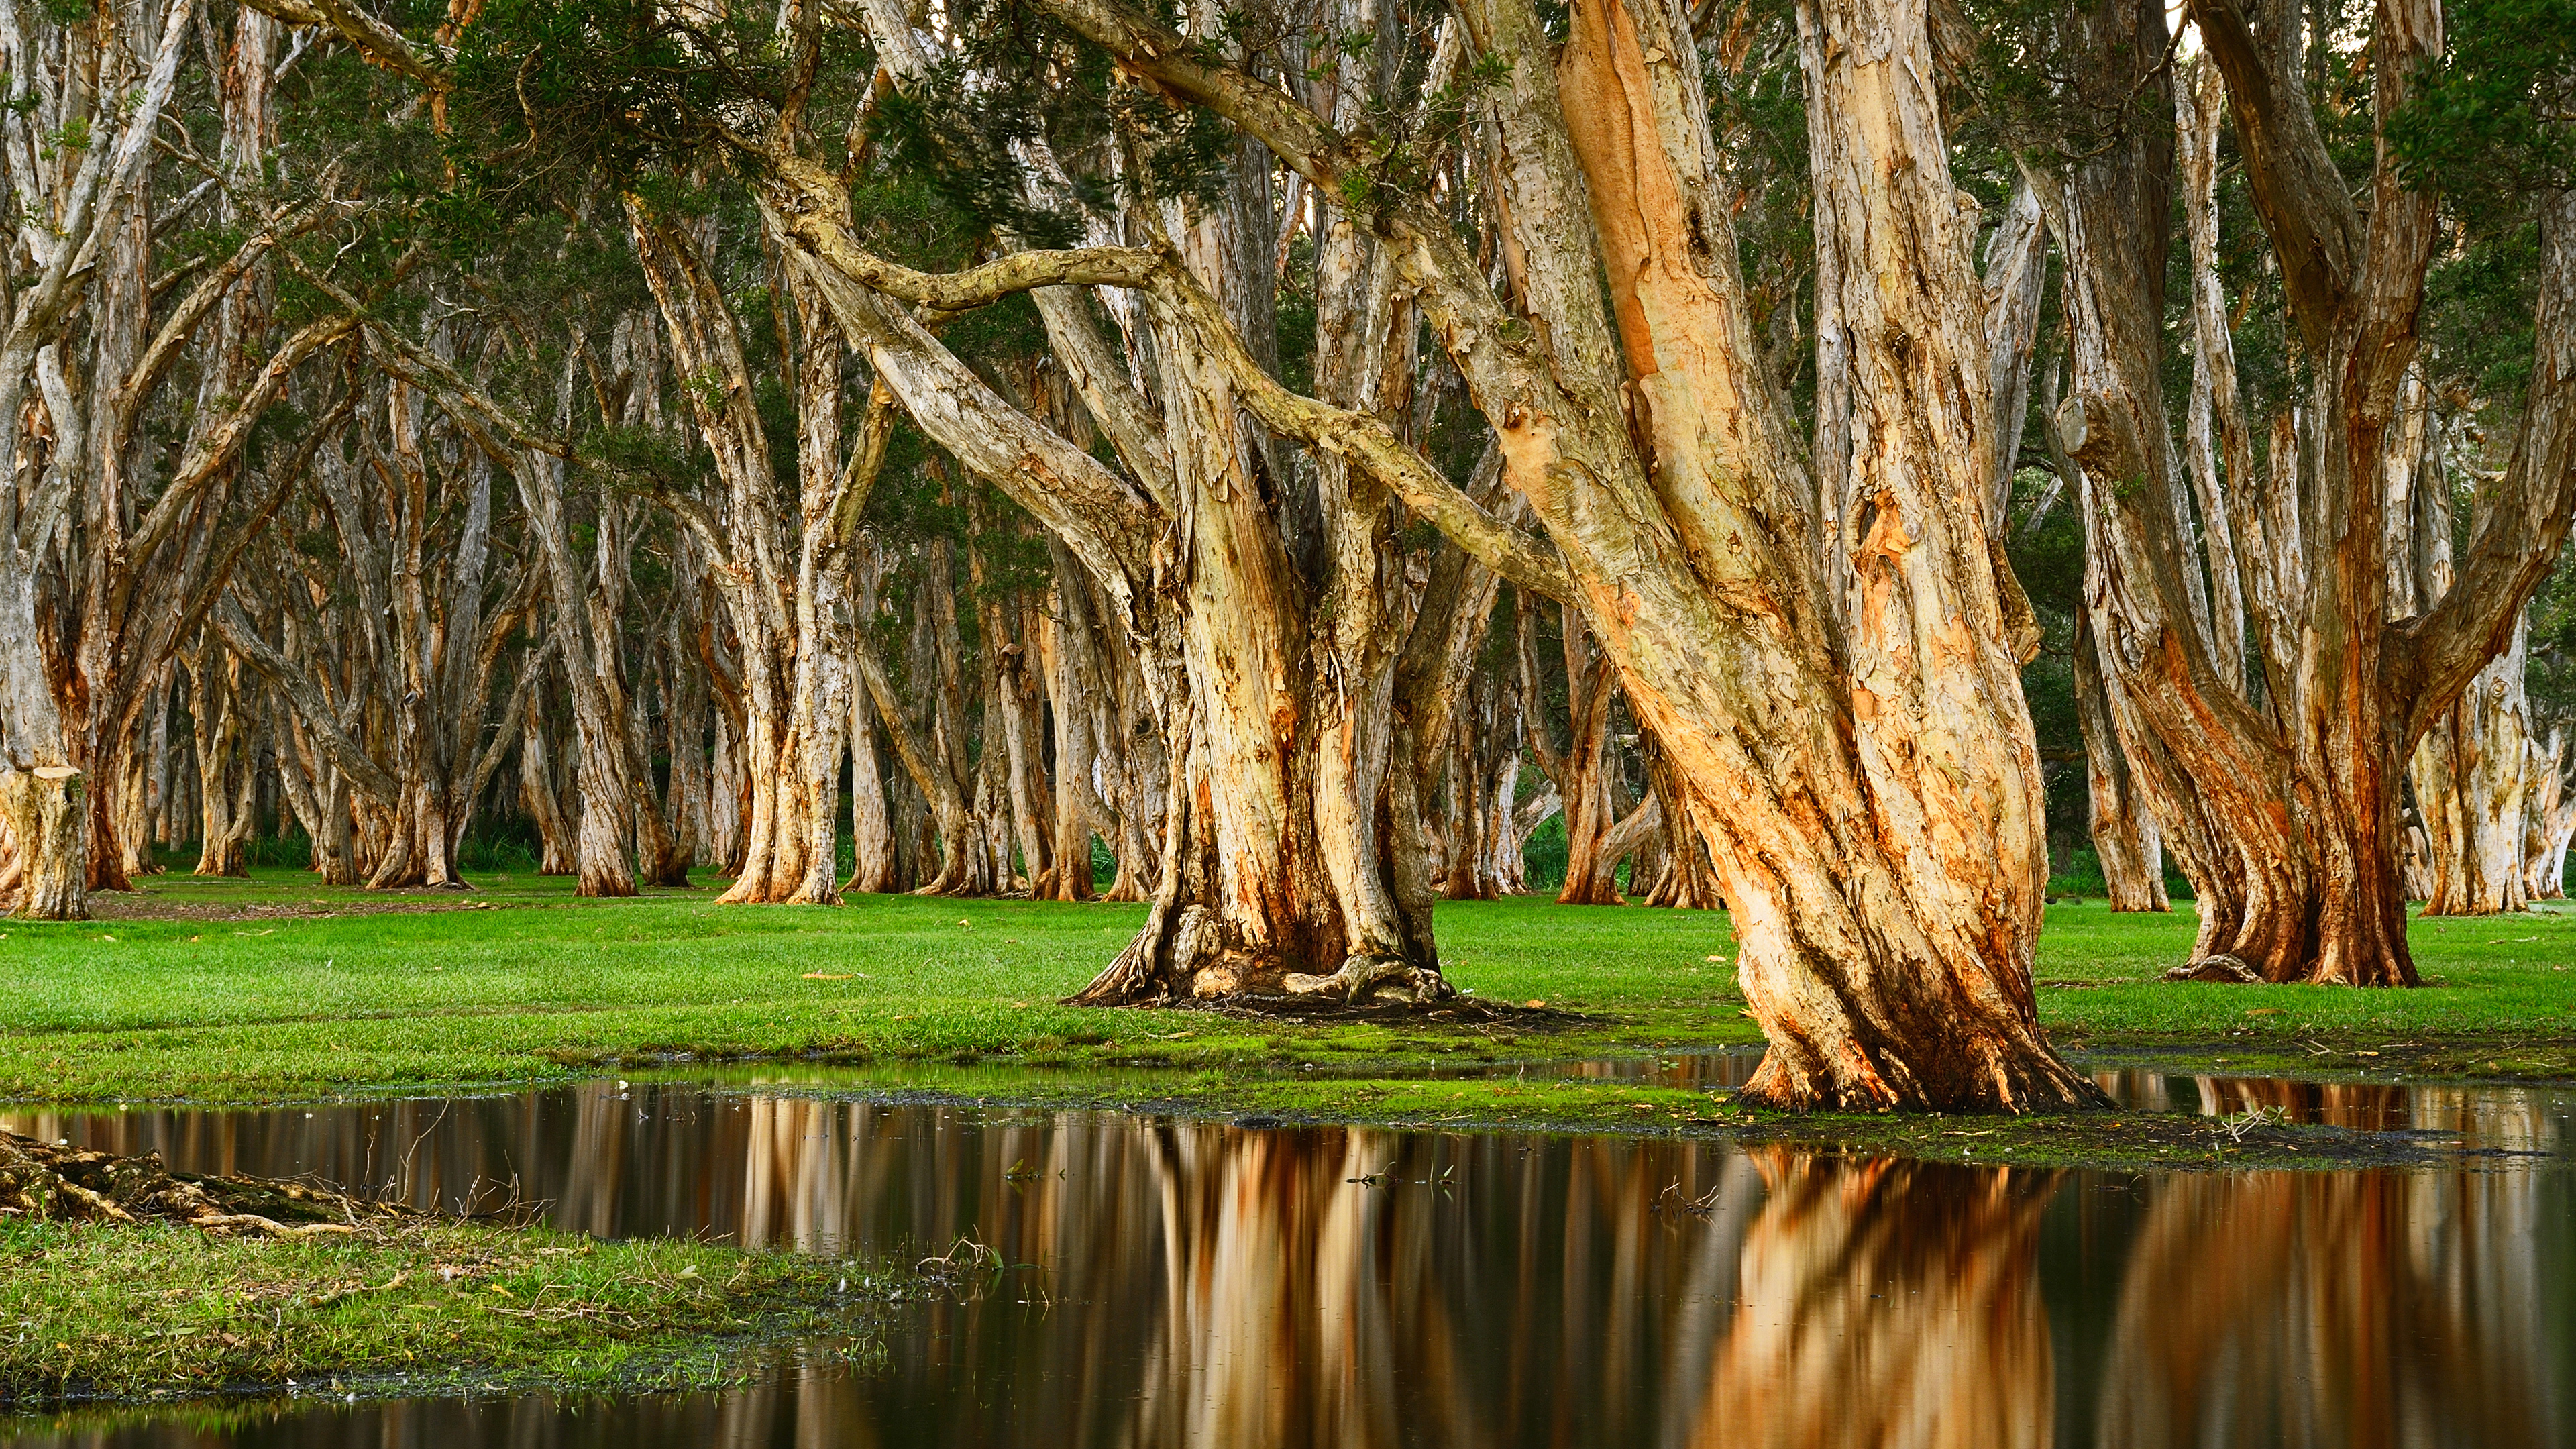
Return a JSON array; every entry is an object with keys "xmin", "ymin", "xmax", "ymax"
[
  {"xmin": 0, "ymin": 768, "xmax": 85, "ymax": 919},
  {"xmin": 2413, "ymin": 620, "xmax": 2534, "ymax": 915},
  {"xmin": 519, "ymin": 688, "xmax": 579, "ymax": 876},
  {"xmin": 2525, "ymin": 730, "xmax": 2573, "ymax": 901},
  {"xmin": 769, "ymin": 0, "xmax": 2094, "ymax": 1089},
  {"xmin": 2073, "ymin": 612, "xmax": 2169, "ymax": 912},
  {"xmin": 1073, "ymin": 162, "xmax": 1449, "ymax": 1003},
  {"xmin": 2053, "ymin": 4, "xmax": 2420, "ymax": 985},
  {"xmin": 1036, "ymin": 543, "xmax": 1111, "ymax": 901},
  {"xmin": 186, "ymin": 644, "xmax": 255, "ymax": 879},
  {"xmin": 845, "ymin": 547, "xmax": 902, "ymax": 894}
]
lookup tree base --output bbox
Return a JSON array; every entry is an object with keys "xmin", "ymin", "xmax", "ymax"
[
  {"xmin": 1066, "ymin": 904, "xmax": 1453, "ymax": 1009},
  {"xmin": 1, "ymin": 767, "xmax": 87, "ymax": 922}
]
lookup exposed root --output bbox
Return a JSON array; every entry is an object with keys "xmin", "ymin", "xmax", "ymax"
[
  {"xmin": 1169, "ymin": 994, "xmax": 1592, "ymax": 1028},
  {"xmin": 1282, "ymin": 953, "xmax": 1454, "ymax": 1006},
  {"xmin": 2163, "ymin": 954, "xmax": 2261, "ymax": 984},
  {"xmin": 0, "ymin": 1130, "xmax": 416, "ymax": 1238}
]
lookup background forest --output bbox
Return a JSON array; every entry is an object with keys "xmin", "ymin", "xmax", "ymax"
[{"xmin": 2, "ymin": 0, "xmax": 2572, "ymax": 1110}]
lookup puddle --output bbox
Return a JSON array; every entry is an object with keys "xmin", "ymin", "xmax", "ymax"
[{"xmin": 5, "ymin": 1076, "xmax": 2573, "ymax": 1448}]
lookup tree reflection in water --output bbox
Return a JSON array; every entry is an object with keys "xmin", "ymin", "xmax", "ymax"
[{"xmin": 5, "ymin": 1083, "xmax": 2568, "ymax": 1449}]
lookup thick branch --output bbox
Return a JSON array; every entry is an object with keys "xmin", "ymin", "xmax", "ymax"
[
  {"xmin": 235, "ymin": 0, "xmax": 450, "ymax": 90},
  {"xmin": 2181, "ymin": 0, "xmax": 2359, "ymax": 351}
]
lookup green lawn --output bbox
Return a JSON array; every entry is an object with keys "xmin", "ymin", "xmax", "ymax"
[{"xmin": 3, "ymin": 869, "xmax": 2571, "ymax": 1104}]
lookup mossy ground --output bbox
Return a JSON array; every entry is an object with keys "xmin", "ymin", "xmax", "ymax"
[
  {"xmin": 0, "ymin": 1213, "xmax": 910, "ymax": 1413},
  {"xmin": 5, "ymin": 871, "xmax": 2572, "ymax": 1169}
]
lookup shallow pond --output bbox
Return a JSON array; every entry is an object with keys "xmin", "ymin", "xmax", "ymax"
[{"xmin": 4, "ymin": 1072, "xmax": 2573, "ymax": 1448}]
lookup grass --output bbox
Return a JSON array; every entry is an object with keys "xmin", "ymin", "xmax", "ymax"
[
  {"xmin": 2, "ymin": 868, "xmax": 2570, "ymax": 1106},
  {"xmin": 0, "ymin": 1213, "xmax": 908, "ymax": 1411}
]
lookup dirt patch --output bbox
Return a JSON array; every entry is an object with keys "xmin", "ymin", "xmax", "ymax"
[
  {"xmin": 77, "ymin": 893, "xmax": 503, "ymax": 922},
  {"xmin": 1, "ymin": 1130, "xmax": 415, "ymax": 1237},
  {"xmin": 1165, "ymin": 994, "xmax": 1597, "ymax": 1030}
]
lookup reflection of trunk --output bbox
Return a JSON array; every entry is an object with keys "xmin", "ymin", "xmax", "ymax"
[
  {"xmin": 2094, "ymin": 1166, "xmax": 2554, "ymax": 1448},
  {"xmin": 2073, "ymin": 612, "xmax": 2168, "ymax": 911},
  {"xmin": 1696, "ymin": 1150, "xmax": 2059, "ymax": 1448}
]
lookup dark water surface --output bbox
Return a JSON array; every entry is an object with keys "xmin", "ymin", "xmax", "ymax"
[{"xmin": 4, "ymin": 1073, "xmax": 2572, "ymax": 1448}]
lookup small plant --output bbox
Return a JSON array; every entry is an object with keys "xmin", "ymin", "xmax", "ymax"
[{"xmin": 2218, "ymin": 1104, "xmax": 2286, "ymax": 1144}]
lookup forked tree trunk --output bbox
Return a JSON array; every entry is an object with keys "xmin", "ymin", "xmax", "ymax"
[
  {"xmin": 187, "ymin": 645, "xmax": 255, "ymax": 879},
  {"xmin": 1071, "ymin": 150, "xmax": 1446, "ymax": 1004},
  {"xmin": 491, "ymin": 407, "xmax": 637, "ymax": 898},
  {"xmin": 2053, "ymin": 3, "xmax": 2418, "ymax": 984}
]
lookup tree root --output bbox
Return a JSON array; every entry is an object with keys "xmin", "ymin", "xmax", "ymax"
[
  {"xmin": 0, "ymin": 1130, "xmax": 413, "ymax": 1238},
  {"xmin": 2163, "ymin": 954, "xmax": 2261, "ymax": 984},
  {"xmin": 1283, "ymin": 954, "xmax": 1453, "ymax": 1006}
]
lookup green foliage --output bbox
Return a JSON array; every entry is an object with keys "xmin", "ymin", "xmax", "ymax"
[
  {"xmin": 445, "ymin": 0, "xmax": 782, "ymax": 219},
  {"xmin": 2392, "ymin": 0, "xmax": 2576, "ymax": 210}
]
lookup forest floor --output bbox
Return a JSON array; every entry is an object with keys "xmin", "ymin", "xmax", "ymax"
[{"xmin": 3, "ymin": 870, "xmax": 2573, "ymax": 1167}]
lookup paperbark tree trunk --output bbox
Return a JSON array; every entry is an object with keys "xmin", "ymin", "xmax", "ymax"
[
  {"xmin": 2413, "ymin": 621, "xmax": 2534, "ymax": 915},
  {"xmin": 2073, "ymin": 612, "xmax": 2169, "ymax": 912},
  {"xmin": 2522, "ymin": 730, "xmax": 2572, "ymax": 900},
  {"xmin": 491, "ymin": 399, "xmax": 638, "ymax": 898},
  {"xmin": 1534, "ymin": 606, "xmax": 1650, "ymax": 908},
  {"xmin": 521, "ymin": 691, "xmax": 579, "ymax": 877},
  {"xmin": 0, "ymin": 767, "xmax": 84, "ymax": 919},
  {"xmin": 844, "ymin": 545, "xmax": 902, "ymax": 895},
  {"xmin": 1035, "ymin": 542, "xmax": 1112, "ymax": 902}
]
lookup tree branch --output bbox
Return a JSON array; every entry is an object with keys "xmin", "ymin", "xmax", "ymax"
[
  {"xmin": 214, "ymin": 595, "xmax": 405, "ymax": 805},
  {"xmin": 2392, "ymin": 191, "xmax": 2576, "ymax": 745},
  {"xmin": 2180, "ymin": 0, "xmax": 2361, "ymax": 351}
]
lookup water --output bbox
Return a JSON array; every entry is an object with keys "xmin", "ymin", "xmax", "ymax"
[{"xmin": 4, "ymin": 1075, "xmax": 2572, "ymax": 1448}]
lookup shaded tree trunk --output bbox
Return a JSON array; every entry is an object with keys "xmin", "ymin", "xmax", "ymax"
[{"xmin": 2074, "ymin": 612, "xmax": 2169, "ymax": 912}]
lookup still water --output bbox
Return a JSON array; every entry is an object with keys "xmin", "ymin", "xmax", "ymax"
[{"xmin": 4, "ymin": 1073, "xmax": 2572, "ymax": 1448}]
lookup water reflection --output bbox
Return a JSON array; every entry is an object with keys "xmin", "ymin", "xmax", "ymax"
[{"xmin": 3, "ymin": 1085, "xmax": 2570, "ymax": 1449}]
